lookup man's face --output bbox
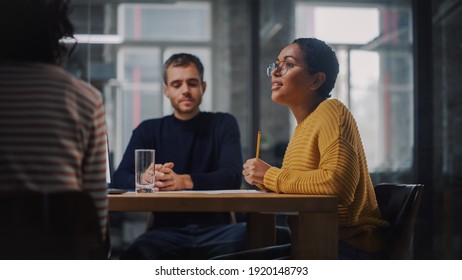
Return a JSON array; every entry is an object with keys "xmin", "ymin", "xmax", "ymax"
[{"xmin": 163, "ymin": 63, "xmax": 206, "ymax": 120}]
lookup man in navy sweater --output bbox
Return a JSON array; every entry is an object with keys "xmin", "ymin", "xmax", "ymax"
[{"xmin": 113, "ymin": 53, "xmax": 245, "ymax": 259}]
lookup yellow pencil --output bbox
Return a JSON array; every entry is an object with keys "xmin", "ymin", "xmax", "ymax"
[{"xmin": 256, "ymin": 130, "xmax": 261, "ymax": 159}]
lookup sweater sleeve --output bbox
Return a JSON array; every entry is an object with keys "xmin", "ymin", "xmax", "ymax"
[
  {"xmin": 264, "ymin": 137, "xmax": 360, "ymax": 205},
  {"xmin": 263, "ymin": 100, "xmax": 361, "ymax": 206}
]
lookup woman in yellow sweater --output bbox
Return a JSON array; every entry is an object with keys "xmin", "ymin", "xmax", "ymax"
[{"xmin": 243, "ymin": 38, "xmax": 389, "ymax": 259}]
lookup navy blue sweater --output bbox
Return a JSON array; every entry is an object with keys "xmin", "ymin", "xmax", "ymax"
[{"xmin": 112, "ymin": 112, "xmax": 243, "ymax": 227}]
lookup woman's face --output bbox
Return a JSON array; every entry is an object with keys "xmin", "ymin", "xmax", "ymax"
[{"xmin": 270, "ymin": 43, "xmax": 316, "ymax": 107}]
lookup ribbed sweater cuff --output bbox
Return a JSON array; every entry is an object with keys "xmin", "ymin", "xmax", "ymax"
[{"xmin": 264, "ymin": 167, "xmax": 282, "ymax": 193}]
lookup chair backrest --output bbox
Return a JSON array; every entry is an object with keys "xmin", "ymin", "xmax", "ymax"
[
  {"xmin": 374, "ymin": 183, "xmax": 424, "ymax": 259},
  {"xmin": 0, "ymin": 190, "xmax": 106, "ymax": 260}
]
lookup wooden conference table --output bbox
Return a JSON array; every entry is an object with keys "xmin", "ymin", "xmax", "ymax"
[{"xmin": 108, "ymin": 190, "xmax": 338, "ymax": 259}]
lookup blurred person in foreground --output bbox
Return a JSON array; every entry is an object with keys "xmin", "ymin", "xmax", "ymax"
[
  {"xmin": 242, "ymin": 38, "xmax": 389, "ymax": 259},
  {"xmin": 112, "ymin": 53, "xmax": 247, "ymax": 259},
  {"xmin": 0, "ymin": 0, "xmax": 108, "ymax": 238}
]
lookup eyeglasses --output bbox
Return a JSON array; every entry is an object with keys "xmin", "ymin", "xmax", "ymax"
[{"xmin": 266, "ymin": 61, "xmax": 314, "ymax": 77}]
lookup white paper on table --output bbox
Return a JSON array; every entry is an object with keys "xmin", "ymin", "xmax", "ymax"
[{"xmin": 157, "ymin": 189, "xmax": 267, "ymax": 194}]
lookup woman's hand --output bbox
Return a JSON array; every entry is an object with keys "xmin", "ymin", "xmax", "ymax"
[{"xmin": 242, "ymin": 158, "xmax": 271, "ymax": 185}]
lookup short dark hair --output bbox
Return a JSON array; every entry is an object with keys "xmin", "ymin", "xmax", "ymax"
[
  {"xmin": 163, "ymin": 53, "xmax": 204, "ymax": 85},
  {"xmin": 292, "ymin": 38, "xmax": 339, "ymax": 98},
  {"xmin": 0, "ymin": 0, "xmax": 75, "ymax": 65}
]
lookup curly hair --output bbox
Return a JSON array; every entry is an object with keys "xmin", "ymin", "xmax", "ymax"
[
  {"xmin": 0, "ymin": 0, "xmax": 75, "ymax": 65},
  {"xmin": 292, "ymin": 38, "xmax": 339, "ymax": 98}
]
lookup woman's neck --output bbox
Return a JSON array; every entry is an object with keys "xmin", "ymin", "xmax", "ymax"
[{"xmin": 291, "ymin": 95, "xmax": 326, "ymax": 124}]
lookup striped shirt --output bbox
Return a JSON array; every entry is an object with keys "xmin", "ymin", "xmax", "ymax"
[
  {"xmin": 0, "ymin": 62, "xmax": 108, "ymax": 237},
  {"xmin": 263, "ymin": 99, "xmax": 389, "ymax": 252}
]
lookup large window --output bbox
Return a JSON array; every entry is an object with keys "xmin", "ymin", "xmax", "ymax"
[{"xmin": 119, "ymin": 2, "xmax": 211, "ymax": 42}]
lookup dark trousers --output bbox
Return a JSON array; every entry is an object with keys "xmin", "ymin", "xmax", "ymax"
[{"xmin": 120, "ymin": 223, "xmax": 247, "ymax": 260}]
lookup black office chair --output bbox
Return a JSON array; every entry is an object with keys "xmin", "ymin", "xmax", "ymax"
[
  {"xmin": 0, "ymin": 190, "xmax": 106, "ymax": 260},
  {"xmin": 374, "ymin": 183, "xmax": 424, "ymax": 259}
]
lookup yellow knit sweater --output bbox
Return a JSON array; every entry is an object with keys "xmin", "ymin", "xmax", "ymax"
[{"xmin": 262, "ymin": 99, "xmax": 389, "ymax": 252}]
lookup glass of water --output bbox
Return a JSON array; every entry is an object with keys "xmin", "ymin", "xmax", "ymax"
[{"xmin": 135, "ymin": 149, "xmax": 155, "ymax": 193}]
